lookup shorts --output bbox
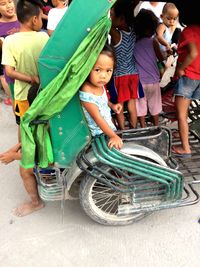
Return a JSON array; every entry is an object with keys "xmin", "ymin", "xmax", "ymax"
[
  {"xmin": 136, "ymin": 83, "xmax": 162, "ymax": 116},
  {"xmin": 14, "ymin": 100, "xmax": 29, "ymax": 125},
  {"xmin": 174, "ymin": 76, "xmax": 200, "ymax": 100},
  {"xmin": 113, "ymin": 74, "xmax": 144, "ymax": 103}
]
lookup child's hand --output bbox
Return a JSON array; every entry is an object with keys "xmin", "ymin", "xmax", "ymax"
[
  {"xmin": 30, "ymin": 75, "xmax": 40, "ymax": 84},
  {"xmin": 0, "ymin": 152, "xmax": 18, "ymax": 164},
  {"xmin": 108, "ymin": 135, "xmax": 123, "ymax": 150},
  {"xmin": 111, "ymin": 103, "xmax": 122, "ymax": 114},
  {"xmin": 166, "ymin": 47, "xmax": 173, "ymax": 56}
]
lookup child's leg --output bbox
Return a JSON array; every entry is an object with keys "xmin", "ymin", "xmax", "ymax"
[
  {"xmin": 15, "ymin": 100, "xmax": 29, "ymax": 141},
  {"xmin": 136, "ymin": 97, "xmax": 147, "ymax": 128},
  {"xmin": 116, "ymin": 102, "xmax": 125, "ymax": 130},
  {"xmin": 18, "ymin": 125, "xmax": 21, "ymax": 142},
  {"xmin": 152, "ymin": 114, "xmax": 159, "ymax": 126},
  {"xmin": 13, "ymin": 167, "xmax": 44, "ymax": 217},
  {"xmin": 127, "ymin": 98, "xmax": 137, "ymax": 128},
  {"xmin": 0, "ymin": 75, "xmax": 11, "ymax": 98},
  {"xmin": 174, "ymin": 96, "xmax": 191, "ymax": 154},
  {"xmin": 147, "ymin": 83, "xmax": 162, "ymax": 126},
  {"xmin": 138, "ymin": 116, "xmax": 146, "ymax": 128}
]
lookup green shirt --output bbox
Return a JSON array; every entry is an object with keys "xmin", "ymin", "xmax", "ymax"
[{"xmin": 2, "ymin": 31, "xmax": 49, "ymax": 100}]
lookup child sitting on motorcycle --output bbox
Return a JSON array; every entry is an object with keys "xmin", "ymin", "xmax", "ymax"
[{"xmin": 79, "ymin": 44, "xmax": 123, "ymax": 150}]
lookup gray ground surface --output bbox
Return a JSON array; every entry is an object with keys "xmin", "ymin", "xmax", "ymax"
[{"xmin": 1, "ymin": 89, "xmax": 200, "ymax": 267}]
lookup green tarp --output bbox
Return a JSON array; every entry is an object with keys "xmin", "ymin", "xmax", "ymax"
[{"xmin": 20, "ymin": 15, "xmax": 111, "ymax": 169}]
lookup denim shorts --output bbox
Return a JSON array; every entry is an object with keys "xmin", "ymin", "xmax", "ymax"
[{"xmin": 174, "ymin": 76, "xmax": 200, "ymax": 100}]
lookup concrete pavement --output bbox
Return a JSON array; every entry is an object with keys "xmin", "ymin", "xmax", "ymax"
[{"xmin": 1, "ymin": 95, "xmax": 200, "ymax": 267}]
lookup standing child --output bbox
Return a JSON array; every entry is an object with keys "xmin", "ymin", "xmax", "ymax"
[
  {"xmin": 79, "ymin": 44, "xmax": 123, "ymax": 150},
  {"xmin": 47, "ymin": 0, "xmax": 68, "ymax": 36},
  {"xmin": 172, "ymin": 0, "xmax": 200, "ymax": 158},
  {"xmin": 110, "ymin": 0, "xmax": 144, "ymax": 130},
  {"xmin": 134, "ymin": 9, "xmax": 165, "ymax": 127},
  {"xmin": 2, "ymin": 0, "xmax": 49, "ymax": 126},
  {"xmin": 0, "ymin": 0, "xmax": 20, "ymax": 105},
  {"xmin": 1, "ymin": 0, "xmax": 49, "ymax": 217},
  {"xmin": 156, "ymin": 2, "xmax": 179, "ymax": 76}
]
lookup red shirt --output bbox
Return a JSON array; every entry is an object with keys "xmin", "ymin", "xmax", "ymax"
[{"xmin": 177, "ymin": 25, "xmax": 200, "ymax": 80}]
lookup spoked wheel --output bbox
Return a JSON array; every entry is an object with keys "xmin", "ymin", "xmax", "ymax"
[{"xmin": 79, "ymin": 166, "xmax": 149, "ymax": 226}]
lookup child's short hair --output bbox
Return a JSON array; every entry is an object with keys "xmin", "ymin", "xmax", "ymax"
[
  {"xmin": 135, "ymin": 9, "xmax": 158, "ymax": 39},
  {"xmin": 162, "ymin": 3, "xmax": 178, "ymax": 15},
  {"xmin": 112, "ymin": 0, "xmax": 134, "ymax": 27},
  {"xmin": 17, "ymin": 0, "xmax": 43, "ymax": 23},
  {"xmin": 100, "ymin": 44, "xmax": 116, "ymax": 67}
]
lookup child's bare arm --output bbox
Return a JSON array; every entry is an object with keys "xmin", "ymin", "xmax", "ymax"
[
  {"xmin": 42, "ymin": 13, "xmax": 48, "ymax": 21},
  {"xmin": 0, "ymin": 37, "xmax": 4, "ymax": 50},
  {"xmin": 4, "ymin": 143, "xmax": 21, "ymax": 153},
  {"xmin": 4, "ymin": 65, "xmax": 40, "ymax": 84},
  {"xmin": 156, "ymin": 24, "xmax": 172, "ymax": 52},
  {"xmin": 176, "ymin": 42, "xmax": 198, "ymax": 77},
  {"xmin": 81, "ymin": 101, "xmax": 123, "ymax": 149},
  {"xmin": 153, "ymin": 38, "xmax": 166, "ymax": 62}
]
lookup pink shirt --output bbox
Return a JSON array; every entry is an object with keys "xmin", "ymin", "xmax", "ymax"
[{"xmin": 177, "ymin": 25, "xmax": 200, "ymax": 80}]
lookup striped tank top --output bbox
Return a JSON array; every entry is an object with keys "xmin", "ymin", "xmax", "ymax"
[{"xmin": 113, "ymin": 29, "xmax": 138, "ymax": 77}]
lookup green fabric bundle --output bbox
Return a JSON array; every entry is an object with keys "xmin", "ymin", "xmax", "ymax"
[{"xmin": 20, "ymin": 15, "xmax": 111, "ymax": 169}]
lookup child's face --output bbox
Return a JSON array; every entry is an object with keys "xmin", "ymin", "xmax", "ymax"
[
  {"xmin": 0, "ymin": 0, "xmax": 15, "ymax": 19},
  {"xmin": 161, "ymin": 8, "xmax": 178, "ymax": 27},
  {"xmin": 89, "ymin": 53, "xmax": 114, "ymax": 88}
]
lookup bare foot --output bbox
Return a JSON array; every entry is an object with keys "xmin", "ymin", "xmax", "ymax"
[{"xmin": 13, "ymin": 201, "xmax": 44, "ymax": 217}]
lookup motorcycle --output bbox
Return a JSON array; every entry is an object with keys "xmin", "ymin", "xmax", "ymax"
[{"xmin": 34, "ymin": 125, "xmax": 200, "ymax": 225}]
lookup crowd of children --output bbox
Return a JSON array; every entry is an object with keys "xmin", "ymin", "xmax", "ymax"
[
  {"xmin": 0, "ymin": 0, "xmax": 200, "ymax": 217},
  {"xmin": 0, "ymin": 0, "xmax": 69, "ymax": 104}
]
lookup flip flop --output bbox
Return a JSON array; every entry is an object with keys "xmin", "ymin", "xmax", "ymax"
[
  {"xmin": 171, "ymin": 146, "xmax": 192, "ymax": 158},
  {"xmin": 172, "ymin": 152, "xmax": 192, "ymax": 158}
]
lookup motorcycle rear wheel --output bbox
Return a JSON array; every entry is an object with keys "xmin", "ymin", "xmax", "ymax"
[{"xmin": 79, "ymin": 166, "xmax": 149, "ymax": 226}]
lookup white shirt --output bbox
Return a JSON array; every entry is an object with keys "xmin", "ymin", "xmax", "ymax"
[
  {"xmin": 135, "ymin": 1, "xmax": 166, "ymax": 19},
  {"xmin": 47, "ymin": 6, "xmax": 68, "ymax": 31}
]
